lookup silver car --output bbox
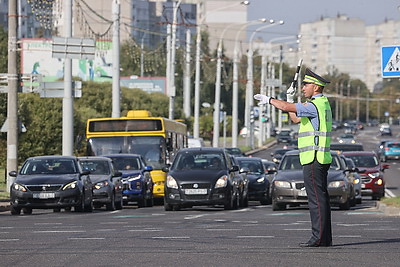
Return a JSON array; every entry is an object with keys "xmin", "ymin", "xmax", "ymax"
[{"xmin": 271, "ymin": 150, "xmax": 356, "ymax": 211}]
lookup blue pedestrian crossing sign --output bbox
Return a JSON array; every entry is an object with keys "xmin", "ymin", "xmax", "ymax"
[{"xmin": 381, "ymin": 46, "xmax": 400, "ymax": 78}]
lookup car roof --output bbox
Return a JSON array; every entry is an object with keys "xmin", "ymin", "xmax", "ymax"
[
  {"xmin": 235, "ymin": 156, "xmax": 262, "ymax": 161},
  {"xmin": 27, "ymin": 155, "xmax": 77, "ymax": 160},
  {"xmin": 284, "ymin": 150, "xmax": 339, "ymax": 156},
  {"xmin": 342, "ymin": 151, "xmax": 378, "ymax": 156},
  {"xmin": 102, "ymin": 153, "xmax": 142, "ymax": 158},
  {"xmin": 78, "ymin": 156, "xmax": 113, "ymax": 162},
  {"xmin": 179, "ymin": 147, "xmax": 226, "ymax": 153}
]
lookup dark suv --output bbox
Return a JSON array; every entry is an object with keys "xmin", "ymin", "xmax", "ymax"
[
  {"xmin": 162, "ymin": 148, "xmax": 240, "ymax": 211},
  {"xmin": 342, "ymin": 151, "xmax": 389, "ymax": 200}
]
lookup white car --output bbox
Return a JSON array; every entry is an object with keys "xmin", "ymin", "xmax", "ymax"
[{"xmin": 188, "ymin": 137, "xmax": 205, "ymax": 148}]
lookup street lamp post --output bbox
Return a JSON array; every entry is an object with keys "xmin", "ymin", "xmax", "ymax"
[
  {"xmin": 213, "ymin": 18, "xmax": 267, "ymax": 147},
  {"xmin": 193, "ymin": 1, "xmax": 250, "ymax": 138},
  {"xmin": 244, "ymin": 21, "xmax": 284, "ymax": 148}
]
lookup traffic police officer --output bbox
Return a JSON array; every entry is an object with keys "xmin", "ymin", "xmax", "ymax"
[{"xmin": 254, "ymin": 68, "xmax": 333, "ymax": 247}]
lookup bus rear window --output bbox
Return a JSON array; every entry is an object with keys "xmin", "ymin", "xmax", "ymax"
[{"xmin": 89, "ymin": 119, "xmax": 162, "ymax": 132}]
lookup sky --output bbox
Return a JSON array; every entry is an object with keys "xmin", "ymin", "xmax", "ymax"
[{"xmin": 247, "ymin": 0, "xmax": 400, "ymax": 41}]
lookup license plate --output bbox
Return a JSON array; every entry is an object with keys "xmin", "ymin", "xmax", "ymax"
[
  {"xmin": 33, "ymin": 192, "xmax": 55, "ymax": 199},
  {"xmin": 185, "ymin": 189, "xmax": 207, "ymax": 195},
  {"xmin": 298, "ymin": 190, "xmax": 307, "ymax": 196}
]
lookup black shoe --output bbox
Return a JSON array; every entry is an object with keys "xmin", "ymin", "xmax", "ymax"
[{"xmin": 299, "ymin": 241, "xmax": 332, "ymax": 247}]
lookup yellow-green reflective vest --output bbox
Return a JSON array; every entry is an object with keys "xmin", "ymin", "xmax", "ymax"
[{"xmin": 298, "ymin": 96, "xmax": 332, "ymax": 165}]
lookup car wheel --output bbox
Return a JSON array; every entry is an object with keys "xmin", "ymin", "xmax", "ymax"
[
  {"xmin": 53, "ymin": 208, "xmax": 61, "ymax": 212},
  {"xmin": 164, "ymin": 202, "xmax": 173, "ymax": 211},
  {"xmin": 106, "ymin": 193, "xmax": 116, "ymax": 211},
  {"xmin": 240, "ymin": 194, "xmax": 249, "ymax": 208},
  {"xmin": 339, "ymin": 199, "xmax": 351, "ymax": 210},
  {"xmin": 172, "ymin": 205, "xmax": 181, "ymax": 211},
  {"xmin": 356, "ymin": 198, "xmax": 362, "ymax": 204},
  {"xmin": 75, "ymin": 194, "xmax": 85, "ymax": 212},
  {"xmin": 272, "ymin": 200, "xmax": 286, "ymax": 211},
  {"xmin": 115, "ymin": 195, "xmax": 123, "ymax": 210},
  {"xmin": 22, "ymin": 208, "xmax": 32, "ymax": 215},
  {"xmin": 224, "ymin": 190, "xmax": 235, "ymax": 210},
  {"xmin": 146, "ymin": 196, "xmax": 154, "ymax": 207},
  {"xmin": 233, "ymin": 191, "xmax": 239, "ymax": 210},
  {"xmin": 10, "ymin": 206, "xmax": 21, "ymax": 215}
]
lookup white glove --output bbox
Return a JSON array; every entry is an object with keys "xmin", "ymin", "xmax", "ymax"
[
  {"xmin": 254, "ymin": 94, "xmax": 271, "ymax": 106},
  {"xmin": 286, "ymin": 85, "xmax": 295, "ymax": 103}
]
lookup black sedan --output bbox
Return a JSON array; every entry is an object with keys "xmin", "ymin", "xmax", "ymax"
[
  {"xmin": 103, "ymin": 154, "xmax": 154, "ymax": 208},
  {"xmin": 271, "ymin": 150, "xmax": 355, "ymax": 211},
  {"xmin": 79, "ymin": 156, "xmax": 123, "ymax": 211},
  {"xmin": 9, "ymin": 155, "xmax": 93, "ymax": 215},
  {"xmin": 162, "ymin": 147, "xmax": 240, "ymax": 211},
  {"xmin": 235, "ymin": 157, "xmax": 271, "ymax": 205}
]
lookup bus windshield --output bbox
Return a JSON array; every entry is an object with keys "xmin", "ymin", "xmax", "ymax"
[{"xmin": 87, "ymin": 136, "xmax": 166, "ymax": 169}]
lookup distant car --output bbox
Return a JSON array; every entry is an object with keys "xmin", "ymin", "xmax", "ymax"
[
  {"xmin": 79, "ymin": 156, "xmax": 123, "ymax": 211},
  {"xmin": 378, "ymin": 141, "xmax": 400, "ymax": 162},
  {"xmin": 229, "ymin": 155, "xmax": 249, "ymax": 208},
  {"xmin": 162, "ymin": 147, "xmax": 241, "ymax": 211},
  {"xmin": 271, "ymin": 150, "xmax": 355, "ymax": 211},
  {"xmin": 188, "ymin": 137, "xmax": 205, "ymax": 148},
  {"xmin": 330, "ymin": 143, "xmax": 364, "ymax": 152},
  {"xmin": 276, "ymin": 129, "xmax": 292, "ymax": 144},
  {"xmin": 343, "ymin": 157, "xmax": 363, "ymax": 204},
  {"xmin": 342, "ymin": 151, "xmax": 389, "ymax": 200},
  {"xmin": 103, "ymin": 154, "xmax": 154, "ymax": 207},
  {"xmin": 336, "ymin": 133, "xmax": 356, "ymax": 144},
  {"xmin": 235, "ymin": 157, "xmax": 271, "ymax": 205},
  {"xmin": 239, "ymin": 126, "xmax": 259, "ymax": 138},
  {"xmin": 379, "ymin": 124, "xmax": 392, "ymax": 136},
  {"xmin": 224, "ymin": 147, "xmax": 245, "ymax": 157},
  {"xmin": 9, "ymin": 155, "xmax": 94, "ymax": 215},
  {"xmin": 270, "ymin": 147, "xmax": 295, "ymax": 164}
]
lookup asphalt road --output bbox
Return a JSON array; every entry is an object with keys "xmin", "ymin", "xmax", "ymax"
[
  {"xmin": 0, "ymin": 199, "xmax": 399, "ymax": 266},
  {"xmin": 1, "ymin": 125, "xmax": 399, "ymax": 266}
]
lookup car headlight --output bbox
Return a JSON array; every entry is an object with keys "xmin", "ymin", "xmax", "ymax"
[
  {"xmin": 62, "ymin": 181, "xmax": 78, "ymax": 190},
  {"xmin": 274, "ymin": 181, "xmax": 291, "ymax": 188},
  {"xmin": 215, "ymin": 175, "xmax": 228, "ymax": 188},
  {"xmin": 375, "ymin": 178, "xmax": 383, "ymax": 186},
  {"xmin": 166, "ymin": 175, "xmax": 178, "ymax": 189},
  {"xmin": 94, "ymin": 180, "xmax": 109, "ymax": 190},
  {"xmin": 13, "ymin": 183, "xmax": 27, "ymax": 192},
  {"xmin": 353, "ymin": 178, "xmax": 360, "ymax": 185},
  {"xmin": 127, "ymin": 175, "xmax": 141, "ymax": 181},
  {"xmin": 256, "ymin": 177, "xmax": 265, "ymax": 183},
  {"xmin": 329, "ymin": 181, "xmax": 345, "ymax": 188},
  {"xmin": 368, "ymin": 172, "xmax": 380, "ymax": 179}
]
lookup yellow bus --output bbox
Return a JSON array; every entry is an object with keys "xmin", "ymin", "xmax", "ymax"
[{"xmin": 86, "ymin": 110, "xmax": 187, "ymax": 199}]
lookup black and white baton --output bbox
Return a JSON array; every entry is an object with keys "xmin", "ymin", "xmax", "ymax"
[{"xmin": 290, "ymin": 58, "xmax": 303, "ymax": 90}]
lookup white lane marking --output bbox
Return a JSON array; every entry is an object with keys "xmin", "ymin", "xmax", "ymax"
[
  {"xmin": 283, "ymin": 229, "xmax": 310, "ymax": 231},
  {"xmin": 68, "ymin": 238, "xmax": 105, "ymax": 240},
  {"xmin": 385, "ymin": 189, "xmax": 396, "ymax": 198},
  {"xmin": 184, "ymin": 214, "xmax": 206, "ymax": 220},
  {"xmin": 337, "ymin": 224, "xmax": 369, "ymax": 227},
  {"xmin": 152, "ymin": 236, "xmax": 190, "ymax": 239},
  {"xmin": 238, "ymin": 238, "xmax": 276, "ymax": 240},
  {"xmin": 206, "ymin": 229, "xmax": 240, "ymax": 231},
  {"xmin": 337, "ymin": 235, "xmax": 362, "ymax": 238},
  {"xmin": 34, "ymin": 223, "xmax": 63, "ymax": 225},
  {"xmin": 0, "ymin": 239, "xmax": 19, "ymax": 242},
  {"xmin": 34, "ymin": 230, "xmax": 86, "ymax": 233},
  {"xmin": 128, "ymin": 229, "xmax": 162, "ymax": 232},
  {"xmin": 96, "ymin": 229, "xmax": 117, "ymax": 232},
  {"xmin": 100, "ymin": 221, "xmax": 129, "ymax": 225}
]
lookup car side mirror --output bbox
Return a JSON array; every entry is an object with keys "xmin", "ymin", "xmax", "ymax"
[
  {"xmin": 9, "ymin": 171, "xmax": 17, "ymax": 177},
  {"xmin": 239, "ymin": 167, "xmax": 250, "ymax": 174},
  {"xmin": 357, "ymin": 168, "xmax": 366, "ymax": 173},
  {"xmin": 162, "ymin": 166, "xmax": 170, "ymax": 172},
  {"xmin": 381, "ymin": 163, "xmax": 389, "ymax": 171},
  {"xmin": 113, "ymin": 171, "xmax": 122, "ymax": 177},
  {"xmin": 81, "ymin": 170, "xmax": 90, "ymax": 175},
  {"xmin": 267, "ymin": 169, "xmax": 277, "ymax": 174},
  {"xmin": 144, "ymin": 166, "xmax": 153, "ymax": 172},
  {"xmin": 230, "ymin": 165, "xmax": 239, "ymax": 172}
]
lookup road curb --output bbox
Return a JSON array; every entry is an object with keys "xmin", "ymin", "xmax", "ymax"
[{"xmin": 376, "ymin": 202, "xmax": 400, "ymax": 216}]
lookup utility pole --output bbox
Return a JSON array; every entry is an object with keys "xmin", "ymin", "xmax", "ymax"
[
  {"xmin": 112, "ymin": 0, "xmax": 120, "ymax": 118},
  {"xmin": 6, "ymin": 0, "xmax": 18, "ymax": 191},
  {"xmin": 183, "ymin": 29, "xmax": 191, "ymax": 118},
  {"xmin": 169, "ymin": 0, "xmax": 181, "ymax": 120},
  {"xmin": 63, "ymin": 0, "xmax": 73, "ymax": 156}
]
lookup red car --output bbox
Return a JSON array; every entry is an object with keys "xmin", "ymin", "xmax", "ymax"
[{"xmin": 342, "ymin": 151, "xmax": 389, "ymax": 200}]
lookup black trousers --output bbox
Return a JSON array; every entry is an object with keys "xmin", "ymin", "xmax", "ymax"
[{"xmin": 303, "ymin": 160, "xmax": 332, "ymax": 245}]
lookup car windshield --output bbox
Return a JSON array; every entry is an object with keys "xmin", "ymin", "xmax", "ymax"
[
  {"xmin": 80, "ymin": 160, "xmax": 110, "ymax": 175},
  {"xmin": 172, "ymin": 152, "xmax": 226, "ymax": 170},
  {"xmin": 345, "ymin": 155, "xmax": 379, "ymax": 168},
  {"xmin": 279, "ymin": 154, "xmax": 342, "ymax": 171},
  {"xmin": 107, "ymin": 156, "xmax": 142, "ymax": 171},
  {"xmin": 20, "ymin": 159, "xmax": 78, "ymax": 175},
  {"xmin": 237, "ymin": 159, "xmax": 264, "ymax": 174},
  {"xmin": 388, "ymin": 143, "xmax": 400, "ymax": 149}
]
